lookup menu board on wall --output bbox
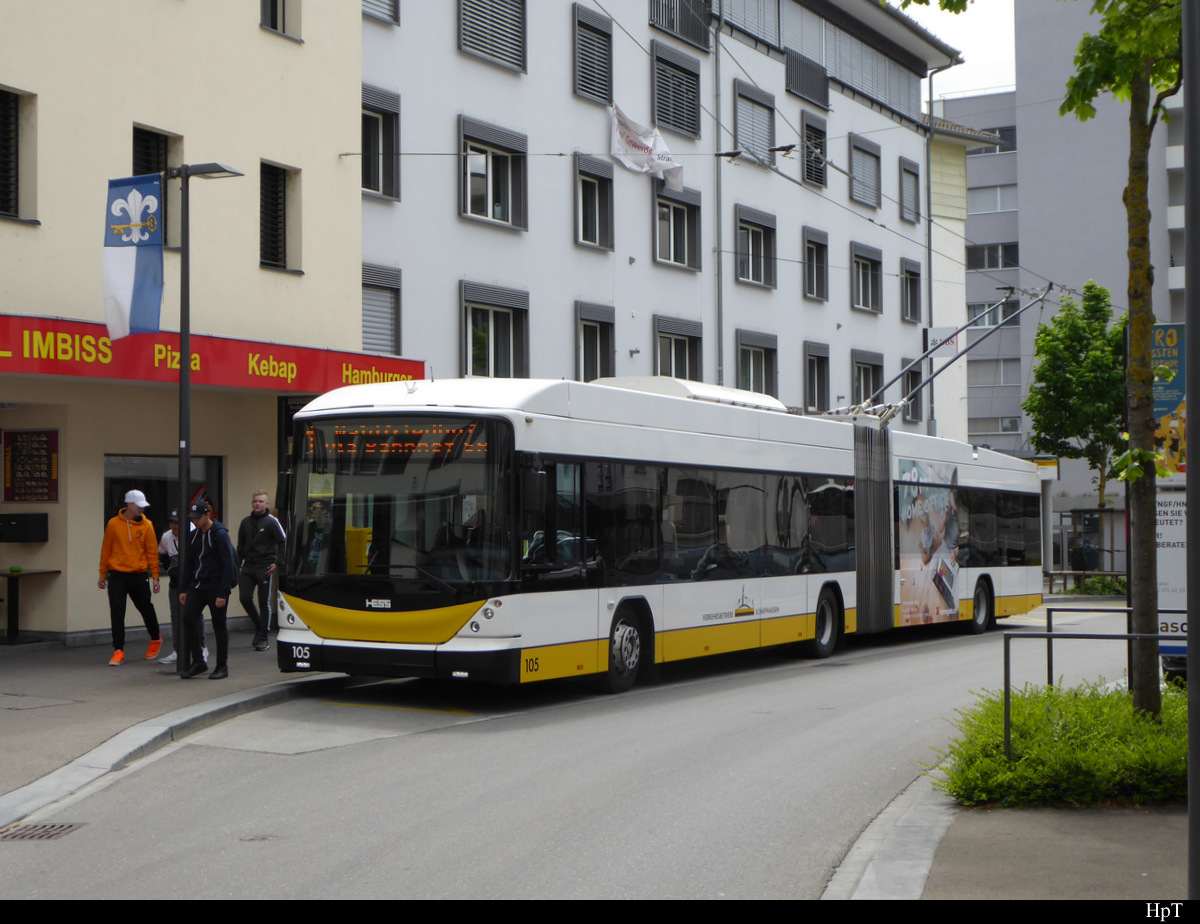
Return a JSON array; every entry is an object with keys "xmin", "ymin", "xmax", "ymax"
[{"xmin": 2, "ymin": 430, "xmax": 59, "ymax": 502}]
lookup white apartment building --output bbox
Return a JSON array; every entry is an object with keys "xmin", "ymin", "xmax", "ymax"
[{"xmin": 360, "ymin": 0, "xmax": 961, "ymax": 422}]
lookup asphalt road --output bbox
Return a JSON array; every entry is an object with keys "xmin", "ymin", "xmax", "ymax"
[{"xmin": 0, "ymin": 610, "xmax": 1131, "ymax": 899}]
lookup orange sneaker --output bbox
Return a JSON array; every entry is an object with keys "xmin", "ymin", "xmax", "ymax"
[
  {"xmin": 108, "ymin": 650, "xmax": 125, "ymax": 666},
  {"xmin": 146, "ymin": 639, "xmax": 162, "ymax": 660}
]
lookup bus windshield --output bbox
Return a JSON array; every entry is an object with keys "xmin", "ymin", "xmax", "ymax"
[{"xmin": 287, "ymin": 415, "xmax": 514, "ymax": 588}]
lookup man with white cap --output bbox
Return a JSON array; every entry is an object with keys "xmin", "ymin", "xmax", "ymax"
[{"xmin": 97, "ymin": 489, "xmax": 163, "ymax": 666}]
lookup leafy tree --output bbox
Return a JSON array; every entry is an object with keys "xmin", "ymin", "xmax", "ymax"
[
  {"xmin": 1023, "ymin": 283, "xmax": 1126, "ymax": 507},
  {"xmin": 901, "ymin": 0, "xmax": 1181, "ymax": 717}
]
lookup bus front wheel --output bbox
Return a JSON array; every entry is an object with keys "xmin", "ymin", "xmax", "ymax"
[{"xmin": 604, "ymin": 613, "xmax": 642, "ymax": 693}]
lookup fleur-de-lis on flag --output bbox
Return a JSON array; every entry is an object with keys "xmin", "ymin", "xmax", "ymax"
[{"xmin": 109, "ymin": 187, "xmax": 160, "ymax": 243}]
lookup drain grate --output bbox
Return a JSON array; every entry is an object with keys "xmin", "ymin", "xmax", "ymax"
[{"xmin": 0, "ymin": 822, "xmax": 85, "ymax": 842}]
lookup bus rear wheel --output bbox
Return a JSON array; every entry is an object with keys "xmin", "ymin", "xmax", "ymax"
[
  {"xmin": 604, "ymin": 613, "xmax": 642, "ymax": 693},
  {"xmin": 963, "ymin": 579, "xmax": 993, "ymax": 634},
  {"xmin": 804, "ymin": 588, "xmax": 840, "ymax": 659}
]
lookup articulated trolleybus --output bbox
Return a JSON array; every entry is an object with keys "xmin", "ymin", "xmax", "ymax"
[{"xmin": 278, "ymin": 377, "xmax": 1043, "ymax": 692}]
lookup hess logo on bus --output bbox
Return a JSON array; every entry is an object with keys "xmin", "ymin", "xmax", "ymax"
[{"xmin": 366, "ymin": 598, "xmax": 392, "ymax": 609}]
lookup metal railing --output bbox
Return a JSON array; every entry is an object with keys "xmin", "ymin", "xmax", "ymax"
[{"xmin": 1000, "ymin": 605, "xmax": 1186, "ymax": 758}]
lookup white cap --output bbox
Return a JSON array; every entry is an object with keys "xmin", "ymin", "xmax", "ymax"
[{"xmin": 124, "ymin": 489, "xmax": 149, "ymax": 508}]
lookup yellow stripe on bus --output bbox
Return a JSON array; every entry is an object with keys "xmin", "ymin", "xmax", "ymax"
[
  {"xmin": 661, "ymin": 619, "xmax": 763, "ymax": 661},
  {"xmin": 760, "ymin": 613, "xmax": 812, "ymax": 647},
  {"xmin": 519, "ymin": 639, "xmax": 604, "ymax": 682},
  {"xmin": 281, "ymin": 593, "xmax": 484, "ymax": 645},
  {"xmin": 996, "ymin": 593, "xmax": 1043, "ymax": 618}
]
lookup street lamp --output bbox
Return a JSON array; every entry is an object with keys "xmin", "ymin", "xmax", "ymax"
[{"xmin": 164, "ymin": 163, "xmax": 242, "ymax": 674}]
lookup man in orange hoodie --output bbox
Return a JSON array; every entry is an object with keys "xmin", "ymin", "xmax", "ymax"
[{"xmin": 97, "ymin": 489, "xmax": 163, "ymax": 666}]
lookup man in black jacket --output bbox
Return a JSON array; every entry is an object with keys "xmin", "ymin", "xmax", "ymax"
[
  {"xmin": 237, "ymin": 490, "xmax": 287, "ymax": 651},
  {"xmin": 179, "ymin": 501, "xmax": 238, "ymax": 680}
]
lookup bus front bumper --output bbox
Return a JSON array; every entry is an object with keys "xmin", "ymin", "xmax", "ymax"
[{"xmin": 276, "ymin": 635, "xmax": 521, "ymax": 684}]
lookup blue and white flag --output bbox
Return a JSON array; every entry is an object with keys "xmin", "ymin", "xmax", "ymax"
[{"xmin": 103, "ymin": 174, "xmax": 163, "ymax": 340}]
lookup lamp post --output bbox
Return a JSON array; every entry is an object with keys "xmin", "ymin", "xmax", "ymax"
[{"xmin": 164, "ymin": 163, "xmax": 242, "ymax": 674}]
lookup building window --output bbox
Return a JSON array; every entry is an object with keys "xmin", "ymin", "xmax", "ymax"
[
  {"xmin": 260, "ymin": 162, "xmax": 292, "ymax": 270},
  {"xmin": 967, "ymin": 300, "xmax": 1020, "ymax": 327},
  {"xmin": 851, "ymin": 243, "xmax": 882, "ymax": 313},
  {"xmin": 968, "ymin": 416, "xmax": 1022, "ymax": 435},
  {"xmin": 786, "ymin": 50, "xmax": 829, "ymax": 109},
  {"xmin": 803, "ymin": 227, "xmax": 828, "ymax": 301},
  {"xmin": 460, "ymin": 0, "xmax": 526, "ymax": 72},
  {"xmin": 736, "ymin": 330, "xmax": 778, "ymax": 396},
  {"xmin": 900, "ymin": 258, "xmax": 921, "ymax": 323},
  {"xmin": 655, "ymin": 182, "xmax": 701, "ymax": 270},
  {"xmin": 899, "ymin": 157, "xmax": 919, "ymax": 223},
  {"xmin": 461, "ymin": 116, "xmax": 527, "ymax": 229},
  {"xmin": 966, "ymin": 242, "xmax": 1019, "ymax": 270},
  {"xmin": 654, "ymin": 315, "xmax": 702, "ymax": 381},
  {"xmin": 801, "ymin": 110, "xmax": 826, "ymax": 186},
  {"xmin": 966, "ymin": 126, "xmax": 1017, "ymax": 156},
  {"xmin": 653, "ymin": 41, "xmax": 701, "ymax": 138},
  {"xmin": 967, "ymin": 185, "xmax": 1018, "ymax": 214},
  {"xmin": 363, "ymin": 0, "xmax": 399, "ymax": 24},
  {"xmin": 0, "ymin": 89, "xmax": 19, "ymax": 218},
  {"xmin": 649, "ymin": 0, "xmax": 711, "ymax": 51},
  {"xmin": 363, "ymin": 265, "xmax": 401, "ymax": 354},
  {"xmin": 362, "ymin": 86, "xmax": 399, "ymax": 199},
  {"xmin": 735, "ymin": 205, "xmax": 776, "ymax": 287},
  {"xmin": 902, "ymin": 361, "xmax": 922, "ymax": 422},
  {"xmin": 577, "ymin": 301, "xmax": 615, "ymax": 381},
  {"xmin": 575, "ymin": 4, "xmax": 612, "ymax": 104},
  {"xmin": 968, "ymin": 358, "xmax": 1022, "ymax": 386},
  {"xmin": 849, "ymin": 134, "xmax": 881, "ymax": 208},
  {"xmin": 734, "ymin": 80, "xmax": 774, "ymax": 165},
  {"xmin": 852, "ymin": 350, "xmax": 884, "ymax": 406},
  {"xmin": 804, "ymin": 342, "xmax": 830, "ymax": 413},
  {"xmin": 462, "ymin": 281, "xmax": 529, "ymax": 377},
  {"xmin": 261, "ymin": 0, "xmax": 300, "ymax": 39},
  {"xmin": 132, "ymin": 126, "xmax": 179, "ymax": 245},
  {"xmin": 576, "ymin": 154, "xmax": 613, "ymax": 250}
]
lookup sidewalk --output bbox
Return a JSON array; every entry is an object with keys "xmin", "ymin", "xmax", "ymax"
[
  {"xmin": 0, "ymin": 629, "xmax": 346, "ymax": 827},
  {"xmin": 0, "ymin": 627, "xmax": 1188, "ymax": 899}
]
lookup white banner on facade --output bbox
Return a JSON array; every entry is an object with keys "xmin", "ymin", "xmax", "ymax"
[{"xmin": 609, "ymin": 105, "xmax": 683, "ymax": 191}]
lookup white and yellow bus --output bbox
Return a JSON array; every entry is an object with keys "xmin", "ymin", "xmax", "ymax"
[{"xmin": 277, "ymin": 378, "xmax": 1043, "ymax": 692}]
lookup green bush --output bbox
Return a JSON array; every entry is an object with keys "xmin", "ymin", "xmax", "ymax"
[
  {"xmin": 932, "ymin": 681, "xmax": 1187, "ymax": 806},
  {"xmin": 1065, "ymin": 575, "xmax": 1128, "ymax": 595}
]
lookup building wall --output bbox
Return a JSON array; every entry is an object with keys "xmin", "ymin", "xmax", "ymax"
[
  {"xmin": 360, "ymin": 0, "xmax": 953, "ymax": 415},
  {"xmin": 0, "ymin": 1, "xmax": 362, "ymax": 347},
  {"xmin": 0, "ymin": 1, "xmax": 362, "ymax": 642}
]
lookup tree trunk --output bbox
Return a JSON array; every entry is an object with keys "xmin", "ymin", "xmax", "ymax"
[{"xmin": 1124, "ymin": 67, "xmax": 1161, "ymax": 717}]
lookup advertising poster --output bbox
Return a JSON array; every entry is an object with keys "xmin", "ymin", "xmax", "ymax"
[
  {"xmin": 1152, "ymin": 323, "xmax": 1186, "ymax": 487},
  {"xmin": 897, "ymin": 460, "xmax": 961, "ymax": 625}
]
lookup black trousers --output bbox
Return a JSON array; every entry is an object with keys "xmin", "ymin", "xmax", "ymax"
[
  {"xmin": 106, "ymin": 570, "xmax": 160, "ymax": 651},
  {"xmin": 183, "ymin": 588, "xmax": 228, "ymax": 669},
  {"xmin": 238, "ymin": 565, "xmax": 273, "ymax": 637}
]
